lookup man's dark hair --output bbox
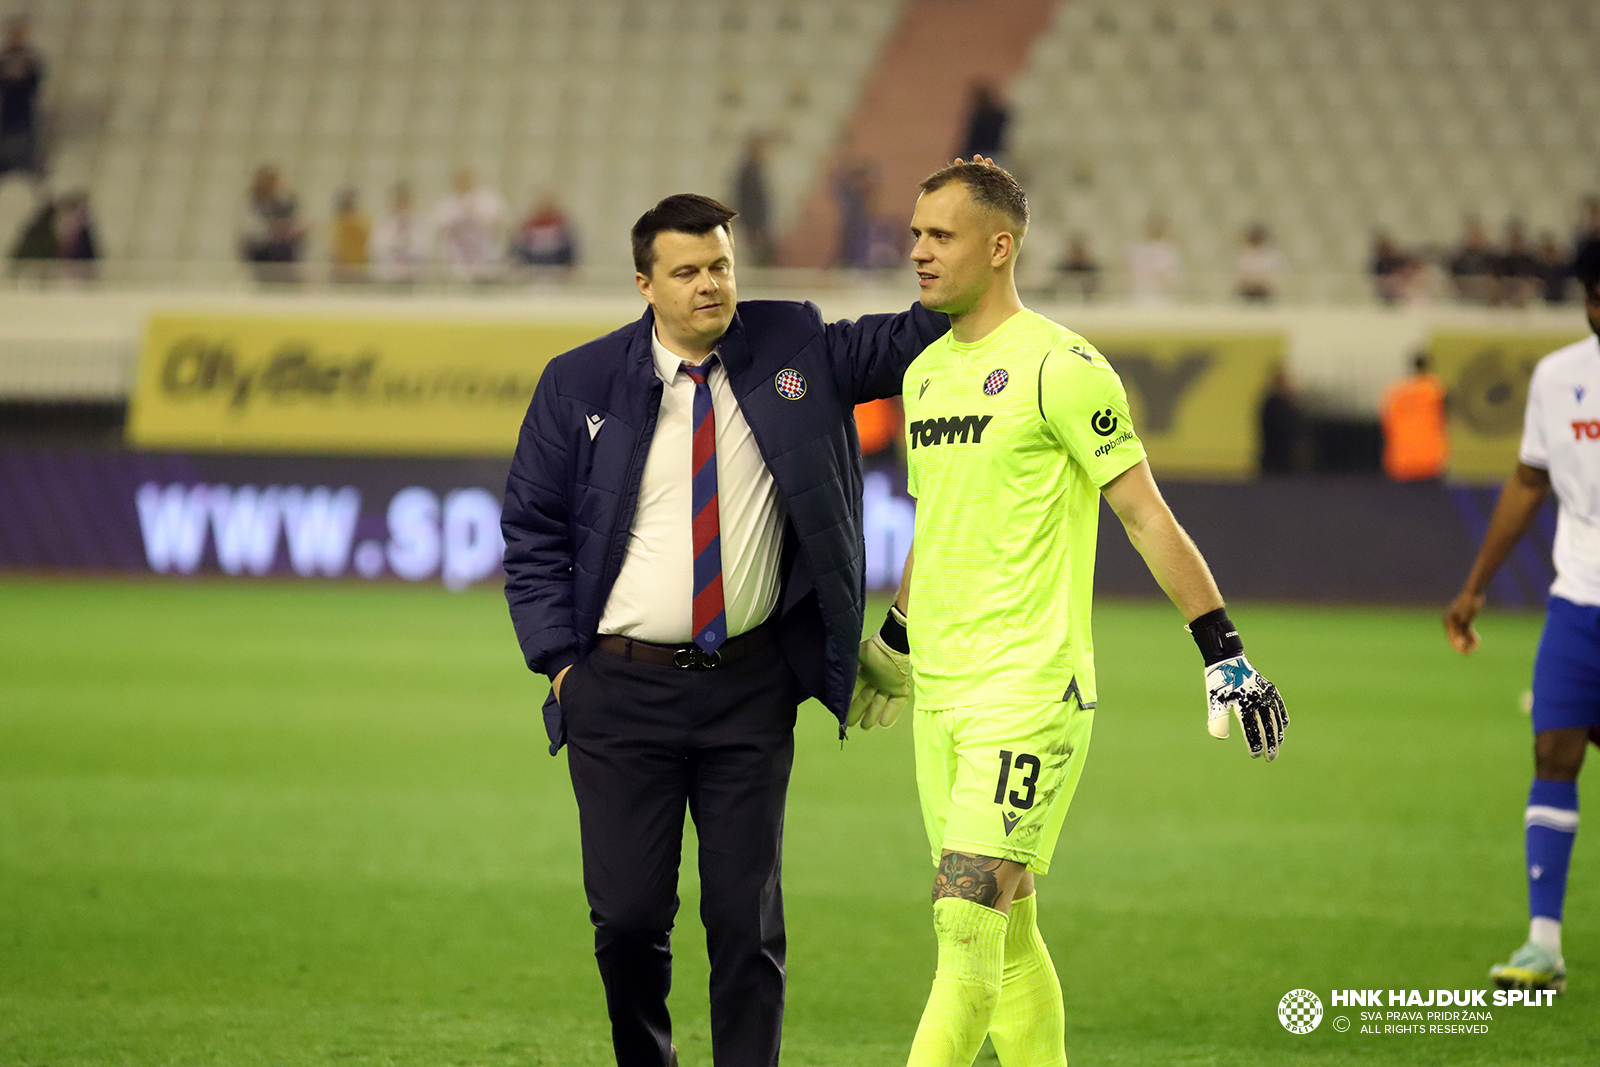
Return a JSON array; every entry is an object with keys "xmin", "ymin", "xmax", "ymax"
[
  {"xmin": 919, "ymin": 162, "xmax": 1029, "ymax": 236},
  {"xmin": 631, "ymin": 194, "xmax": 738, "ymax": 275},
  {"xmin": 1575, "ymin": 242, "xmax": 1600, "ymax": 302}
]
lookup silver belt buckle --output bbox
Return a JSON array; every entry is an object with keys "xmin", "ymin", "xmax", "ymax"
[{"xmin": 673, "ymin": 646, "xmax": 722, "ymax": 670}]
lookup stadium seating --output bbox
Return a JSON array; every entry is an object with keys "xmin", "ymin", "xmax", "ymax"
[
  {"xmin": 7, "ymin": 0, "xmax": 1596, "ymax": 299},
  {"xmin": 1007, "ymin": 0, "xmax": 1600, "ymax": 299},
  {"xmin": 10, "ymin": 0, "xmax": 905, "ymax": 271}
]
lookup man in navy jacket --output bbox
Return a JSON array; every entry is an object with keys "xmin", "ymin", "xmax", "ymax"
[{"xmin": 503, "ymin": 194, "xmax": 945, "ymax": 1067}]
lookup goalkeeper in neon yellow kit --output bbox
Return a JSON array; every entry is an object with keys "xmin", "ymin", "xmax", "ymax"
[{"xmin": 849, "ymin": 161, "xmax": 1289, "ymax": 1067}]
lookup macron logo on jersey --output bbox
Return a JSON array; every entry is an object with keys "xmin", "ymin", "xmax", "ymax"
[
  {"xmin": 1572, "ymin": 420, "xmax": 1600, "ymax": 440},
  {"xmin": 909, "ymin": 414, "xmax": 993, "ymax": 449}
]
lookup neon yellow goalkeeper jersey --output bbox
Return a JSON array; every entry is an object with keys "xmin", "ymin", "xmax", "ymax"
[{"xmin": 902, "ymin": 309, "xmax": 1145, "ymax": 709}]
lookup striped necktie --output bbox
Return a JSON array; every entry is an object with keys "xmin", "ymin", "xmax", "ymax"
[{"xmin": 681, "ymin": 359, "xmax": 726, "ymax": 652}]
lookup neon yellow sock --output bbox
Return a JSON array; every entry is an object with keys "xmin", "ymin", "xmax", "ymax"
[
  {"xmin": 906, "ymin": 898, "xmax": 1008, "ymax": 1067},
  {"xmin": 988, "ymin": 892, "xmax": 1067, "ymax": 1067}
]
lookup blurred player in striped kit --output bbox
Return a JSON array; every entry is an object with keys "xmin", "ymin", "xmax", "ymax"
[
  {"xmin": 848, "ymin": 160, "xmax": 1289, "ymax": 1067},
  {"xmin": 1446, "ymin": 246, "xmax": 1600, "ymax": 995}
]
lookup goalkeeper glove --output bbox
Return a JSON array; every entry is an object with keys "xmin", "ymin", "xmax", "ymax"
[
  {"xmin": 1188, "ymin": 608, "xmax": 1289, "ymax": 760},
  {"xmin": 849, "ymin": 605, "xmax": 910, "ymax": 730}
]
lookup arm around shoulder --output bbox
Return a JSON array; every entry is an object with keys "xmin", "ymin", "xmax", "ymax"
[{"xmin": 824, "ymin": 301, "xmax": 950, "ymax": 403}]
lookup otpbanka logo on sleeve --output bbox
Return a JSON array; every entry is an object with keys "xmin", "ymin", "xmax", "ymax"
[{"xmin": 1278, "ymin": 989, "xmax": 1324, "ymax": 1034}]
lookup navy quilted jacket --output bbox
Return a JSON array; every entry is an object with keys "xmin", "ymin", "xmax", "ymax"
[{"xmin": 503, "ymin": 299, "xmax": 947, "ymax": 753}]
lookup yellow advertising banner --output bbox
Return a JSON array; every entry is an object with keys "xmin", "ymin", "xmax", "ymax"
[
  {"xmin": 128, "ymin": 314, "xmax": 626, "ymax": 454},
  {"xmin": 1428, "ymin": 331, "xmax": 1588, "ymax": 481},
  {"xmin": 130, "ymin": 313, "xmax": 1282, "ymax": 472},
  {"xmin": 1091, "ymin": 332, "xmax": 1285, "ymax": 478}
]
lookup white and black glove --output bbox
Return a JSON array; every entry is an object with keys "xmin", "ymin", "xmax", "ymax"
[
  {"xmin": 1188, "ymin": 608, "xmax": 1288, "ymax": 761},
  {"xmin": 849, "ymin": 605, "xmax": 911, "ymax": 730}
]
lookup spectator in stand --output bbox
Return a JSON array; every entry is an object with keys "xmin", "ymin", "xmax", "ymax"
[
  {"xmin": 1497, "ymin": 218, "xmax": 1542, "ymax": 308},
  {"xmin": 863, "ymin": 218, "xmax": 904, "ymax": 270},
  {"xmin": 511, "ymin": 195, "xmax": 577, "ymax": 268},
  {"xmin": 53, "ymin": 189, "xmax": 96, "ymax": 274},
  {"xmin": 1571, "ymin": 195, "xmax": 1600, "ymax": 276},
  {"xmin": 8, "ymin": 189, "xmax": 97, "ymax": 276},
  {"xmin": 1380, "ymin": 352, "xmax": 1449, "ymax": 482},
  {"xmin": 237, "ymin": 164, "xmax": 307, "ymax": 282},
  {"xmin": 371, "ymin": 182, "xmax": 428, "ymax": 284},
  {"xmin": 1449, "ymin": 216, "xmax": 1497, "ymax": 305},
  {"xmin": 9, "ymin": 193, "xmax": 54, "ymax": 264},
  {"xmin": 1054, "ymin": 232, "xmax": 1100, "ymax": 299},
  {"xmin": 1537, "ymin": 231, "xmax": 1571, "ymax": 305},
  {"xmin": 1128, "ymin": 215, "xmax": 1181, "ymax": 303},
  {"xmin": 1257, "ymin": 366, "xmax": 1302, "ymax": 476},
  {"xmin": 860, "ymin": 187, "xmax": 905, "ymax": 270},
  {"xmin": 833, "ymin": 158, "xmax": 873, "ymax": 268},
  {"xmin": 0, "ymin": 15, "xmax": 45, "ymax": 184},
  {"xmin": 1574, "ymin": 195, "xmax": 1600, "ymax": 243},
  {"xmin": 330, "ymin": 187, "xmax": 369, "ymax": 283},
  {"xmin": 1235, "ymin": 222, "xmax": 1284, "ymax": 303},
  {"xmin": 431, "ymin": 166, "xmax": 507, "ymax": 281},
  {"xmin": 733, "ymin": 132, "xmax": 774, "ymax": 267},
  {"xmin": 1371, "ymin": 230, "xmax": 1416, "ymax": 305},
  {"xmin": 958, "ymin": 81, "xmax": 1009, "ymax": 165}
]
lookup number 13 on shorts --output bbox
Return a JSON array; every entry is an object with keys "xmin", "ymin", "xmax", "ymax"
[
  {"xmin": 914, "ymin": 699, "xmax": 1096, "ymax": 876},
  {"xmin": 995, "ymin": 750, "xmax": 1040, "ymax": 809}
]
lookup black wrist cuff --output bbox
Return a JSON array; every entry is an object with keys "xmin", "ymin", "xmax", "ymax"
[
  {"xmin": 1188, "ymin": 608, "xmax": 1243, "ymax": 666},
  {"xmin": 879, "ymin": 608, "xmax": 909, "ymax": 654}
]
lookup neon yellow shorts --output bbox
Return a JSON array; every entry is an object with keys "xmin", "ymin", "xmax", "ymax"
[{"xmin": 913, "ymin": 697, "xmax": 1094, "ymax": 875}]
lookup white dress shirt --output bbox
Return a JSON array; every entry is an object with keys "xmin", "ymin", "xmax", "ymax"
[{"xmin": 597, "ymin": 327, "xmax": 787, "ymax": 641}]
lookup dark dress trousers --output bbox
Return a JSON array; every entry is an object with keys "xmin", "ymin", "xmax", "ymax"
[{"xmin": 503, "ymin": 301, "xmax": 946, "ymax": 1067}]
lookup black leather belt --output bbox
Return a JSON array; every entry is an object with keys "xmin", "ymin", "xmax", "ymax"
[{"xmin": 594, "ymin": 620, "xmax": 775, "ymax": 670}]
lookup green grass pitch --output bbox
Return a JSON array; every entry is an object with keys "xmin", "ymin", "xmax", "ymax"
[{"xmin": 2, "ymin": 579, "xmax": 1597, "ymax": 1066}]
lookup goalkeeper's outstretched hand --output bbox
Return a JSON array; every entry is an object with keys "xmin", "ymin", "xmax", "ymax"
[
  {"xmin": 849, "ymin": 605, "xmax": 911, "ymax": 730},
  {"xmin": 1205, "ymin": 655, "xmax": 1288, "ymax": 760}
]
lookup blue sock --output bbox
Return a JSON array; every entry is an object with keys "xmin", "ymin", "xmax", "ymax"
[{"xmin": 1526, "ymin": 779, "xmax": 1579, "ymax": 923}]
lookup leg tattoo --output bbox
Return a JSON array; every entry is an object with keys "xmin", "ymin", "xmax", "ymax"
[{"xmin": 933, "ymin": 852, "xmax": 1004, "ymax": 908}]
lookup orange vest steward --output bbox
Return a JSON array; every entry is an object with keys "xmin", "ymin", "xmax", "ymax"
[
  {"xmin": 1380, "ymin": 373, "xmax": 1449, "ymax": 481},
  {"xmin": 854, "ymin": 397, "xmax": 900, "ymax": 456}
]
